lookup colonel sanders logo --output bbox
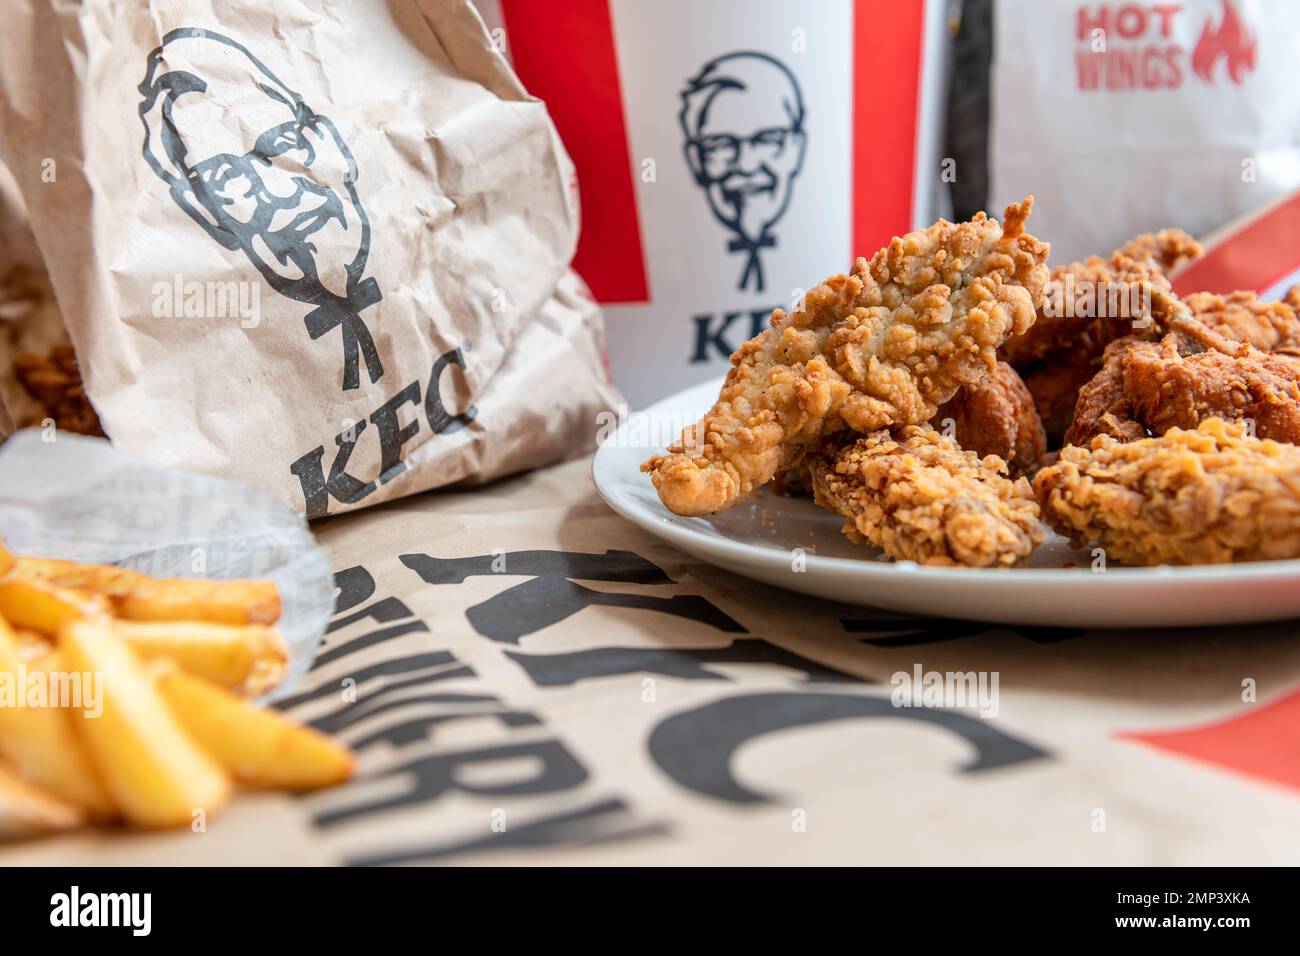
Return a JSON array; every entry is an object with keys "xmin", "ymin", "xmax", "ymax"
[
  {"xmin": 680, "ymin": 52, "xmax": 806, "ymax": 294},
  {"xmin": 139, "ymin": 27, "xmax": 383, "ymax": 390}
]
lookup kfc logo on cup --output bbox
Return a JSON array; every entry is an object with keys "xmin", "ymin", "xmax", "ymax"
[
  {"xmin": 680, "ymin": 52, "xmax": 807, "ymax": 294},
  {"xmin": 490, "ymin": 0, "xmax": 946, "ymax": 407}
]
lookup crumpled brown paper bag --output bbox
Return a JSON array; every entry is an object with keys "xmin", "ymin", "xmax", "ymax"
[{"xmin": 0, "ymin": 0, "xmax": 618, "ymax": 516}]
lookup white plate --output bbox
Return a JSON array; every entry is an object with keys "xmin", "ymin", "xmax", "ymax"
[{"xmin": 593, "ymin": 377, "xmax": 1300, "ymax": 628}]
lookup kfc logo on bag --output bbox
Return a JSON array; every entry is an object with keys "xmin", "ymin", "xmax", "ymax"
[
  {"xmin": 1074, "ymin": 0, "xmax": 1257, "ymax": 91},
  {"xmin": 140, "ymin": 28, "xmax": 385, "ymax": 391}
]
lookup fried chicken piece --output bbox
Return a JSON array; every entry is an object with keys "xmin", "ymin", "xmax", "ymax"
[
  {"xmin": 1113, "ymin": 229, "xmax": 1204, "ymax": 273},
  {"xmin": 1023, "ymin": 358, "xmax": 1098, "ymax": 448},
  {"xmin": 1003, "ymin": 230, "xmax": 1201, "ymax": 450},
  {"xmin": 933, "ymin": 360, "xmax": 1046, "ymax": 475},
  {"xmin": 1034, "ymin": 418, "xmax": 1300, "ymax": 565},
  {"xmin": 775, "ymin": 361, "xmax": 1045, "ymax": 491},
  {"xmin": 809, "ymin": 425, "xmax": 1044, "ymax": 567},
  {"xmin": 1002, "ymin": 228, "xmax": 1201, "ymax": 367},
  {"xmin": 1062, "ymin": 338, "xmax": 1148, "ymax": 446},
  {"xmin": 1065, "ymin": 312, "xmax": 1300, "ymax": 446},
  {"xmin": 12, "ymin": 343, "xmax": 104, "ymax": 437},
  {"xmin": 1184, "ymin": 288, "xmax": 1300, "ymax": 355},
  {"xmin": 643, "ymin": 199, "xmax": 1050, "ymax": 516}
]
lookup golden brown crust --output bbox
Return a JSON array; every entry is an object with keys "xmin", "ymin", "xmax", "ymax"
[
  {"xmin": 1065, "ymin": 312, "xmax": 1300, "ymax": 447},
  {"xmin": 1183, "ymin": 288, "xmax": 1300, "ymax": 355},
  {"xmin": 643, "ymin": 199, "xmax": 1050, "ymax": 516},
  {"xmin": 1002, "ymin": 228, "xmax": 1201, "ymax": 367},
  {"xmin": 1034, "ymin": 419, "xmax": 1300, "ymax": 565},
  {"xmin": 809, "ymin": 425, "xmax": 1044, "ymax": 567},
  {"xmin": 933, "ymin": 361, "xmax": 1046, "ymax": 476}
]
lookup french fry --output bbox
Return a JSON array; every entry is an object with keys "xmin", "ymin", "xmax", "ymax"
[
  {"xmin": 0, "ymin": 618, "xmax": 113, "ymax": 815},
  {"xmin": 111, "ymin": 620, "xmax": 287, "ymax": 695},
  {"xmin": 11, "ymin": 558, "xmax": 280, "ymax": 625},
  {"xmin": 60, "ymin": 619, "xmax": 230, "ymax": 828},
  {"xmin": 151, "ymin": 662, "xmax": 353, "ymax": 791},
  {"xmin": 0, "ymin": 579, "xmax": 109, "ymax": 636},
  {"xmin": 0, "ymin": 760, "xmax": 85, "ymax": 838},
  {"xmin": 0, "ymin": 538, "xmax": 15, "ymax": 577}
]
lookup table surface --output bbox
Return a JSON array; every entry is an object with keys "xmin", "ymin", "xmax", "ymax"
[{"xmin": 4, "ymin": 454, "xmax": 1299, "ymax": 866}]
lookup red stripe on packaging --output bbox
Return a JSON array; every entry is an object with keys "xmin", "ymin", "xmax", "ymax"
[
  {"xmin": 851, "ymin": 0, "xmax": 925, "ymax": 261},
  {"xmin": 1173, "ymin": 191, "xmax": 1300, "ymax": 296},
  {"xmin": 500, "ymin": 0, "xmax": 650, "ymax": 304}
]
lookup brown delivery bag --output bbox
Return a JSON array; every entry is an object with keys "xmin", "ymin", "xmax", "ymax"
[{"xmin": 0, "ymin": 0, "xmax": 618, "ymax": 516}]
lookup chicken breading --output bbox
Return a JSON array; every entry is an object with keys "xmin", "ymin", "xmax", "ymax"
[
  {"xmin": 933, "ymin": 360, "xmax": 1046, "ymax": 475},
  {"xmin": 1065, "ymin": 310, "xmax": 1300, "ymax": 446},
  {"xmin": 1002, "ymin": 227, "xmax": 1202, "ymax": 368},
  {"xmin": 809, "ymin": 425, "xmax": 1044, "ymax": 567},
  {"xmin": 643, "ymin": 199, "xmax": 1050, "ymax": 516},
  {"xmin": 1183, "ymin": 288, "xmax": 1300, "ymax": 355},
  {"xmin": 1034, "ymin": 418, "xmax": 1300, "ymax": 565},
  {"xmin": 775, "ymin": 361, "xmax": 1047, "ymax": 493}
]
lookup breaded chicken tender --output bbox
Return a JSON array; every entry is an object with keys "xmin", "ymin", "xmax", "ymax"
[
  {"xmin": 643, "ymin": 200, "xmax": 1050, "ymax": 516},
  {"xmin": 809, "ymin": 425, "xmax": 1045, "ymax": 567},
  {"xmin": 1034, "ymin": 419, "xmax": 1300, "ymax": 565}
]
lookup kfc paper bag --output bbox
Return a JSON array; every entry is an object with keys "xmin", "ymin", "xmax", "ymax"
[
  {"xmin": 478, "ymin": 0, "xmax": 951, "ymax": 407},
  {"xmin": 0, "ymin": 0, "xmax": 618, "ymax": 517}
]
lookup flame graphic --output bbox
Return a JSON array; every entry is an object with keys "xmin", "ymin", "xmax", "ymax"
[{"xmin": 1191, "ymin": 0, "xmax": 1258, "ymax": 84}]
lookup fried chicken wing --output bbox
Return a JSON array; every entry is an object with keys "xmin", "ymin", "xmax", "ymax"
[
  {"xmin": 1034, "ymin": 419, "xmax": 1300, "ymax": 565},
  {"xmin": 809, "ymin": 425, "xmax": 1044, "ymax": 567},
  {"xmin": 1184, "ymin": 288, "xmax": 1300, "ymax": 355},
  {"xmin": 933, "ymin": 360, "xmax": 1046, "ymax": 475},
  {"xmin": 1065, "ymin": 310, "xmax": 1300, "ymax": 446},
  {"xmin": 1002, "ymin": 228, "xmax": 1201, "ymax": 367},
  {"xmin": 643, "ymin": 200, "xmax": 1050, "ymax": 516}
]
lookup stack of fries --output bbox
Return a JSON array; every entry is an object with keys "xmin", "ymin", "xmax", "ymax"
[{"xmin": 0, "ymin": 538, "xmax": 351, "ymax": 838}]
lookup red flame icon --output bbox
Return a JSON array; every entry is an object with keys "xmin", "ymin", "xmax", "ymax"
[{"xmin": 1191, "ymin": 0, "xmax": 1258, "ymax": 84}]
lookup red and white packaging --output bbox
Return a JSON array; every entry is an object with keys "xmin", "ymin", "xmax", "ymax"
[
  {"xmin": 990, "ymin": 0, "xmax": 1300, "ymax": 266},
  {"xmin": 478, "ymin": 0, "xmax": 950, "ymax": 407},
  {"xmin": 1172, "ymin": 188, "xmax": 1300, "ymax": 298}
]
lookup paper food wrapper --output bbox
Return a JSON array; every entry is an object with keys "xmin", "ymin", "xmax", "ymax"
[
  {"xmin": 1171, "ymin": 187, "xmax": 1300, "ymax": 299},
  {"xmin": 989, "ymin": 0, "xmax": 1300, "ymax": 265},
  {"xmin": 477, "ymin": 0, "xmax": 951, "ymax": 407},
  {"xmin": 0, "ymin": 431, "xmax": 333, "ymax": 696},
  {"xmin": 3, "ymin": 452, "xmax": 1297, "ymax": 866},
  {"xmin": 0, "ymin": 0, "xmax": 619, "ymax": 517}
]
